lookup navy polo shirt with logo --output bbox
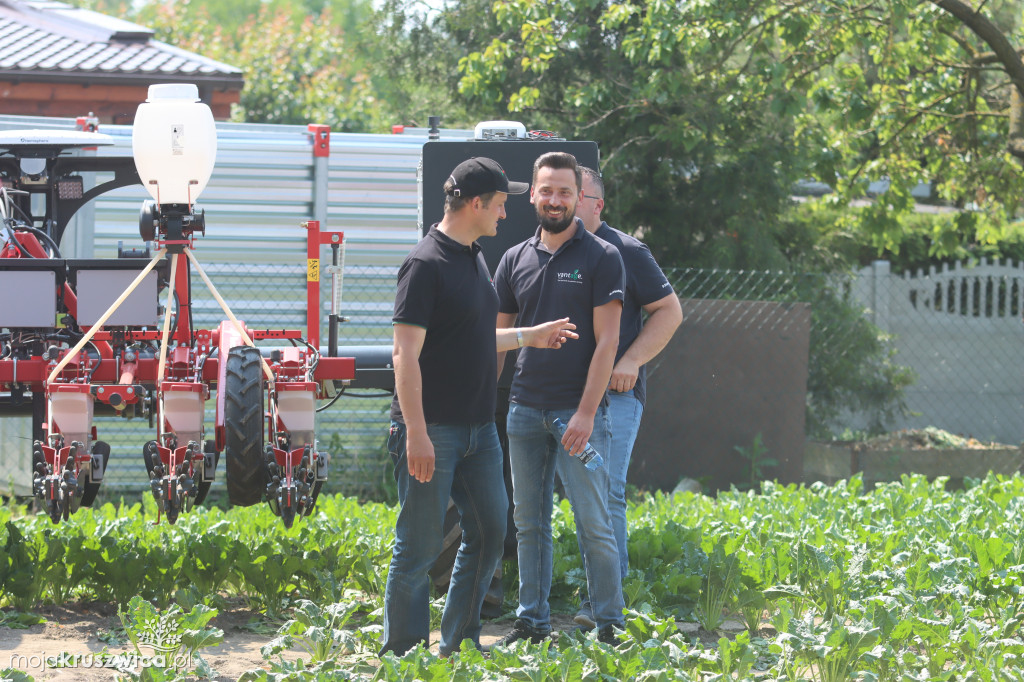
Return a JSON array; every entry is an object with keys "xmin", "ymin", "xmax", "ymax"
[
  {"xmin": 595, "ymin": 222, "xmax": 674, "ymax": 407},
  {"xmin": 390, "ymin": 226, "xmax": 498, "ymax": 424},
  {"xmin": 494, "ymin": 220, "xmax": 625, "ymax": 410}
]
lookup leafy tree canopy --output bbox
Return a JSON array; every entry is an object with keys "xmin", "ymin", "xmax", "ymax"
[
  {"xmin": 73, "ymin": 0, "xmax": 382, "ymax": 132},
  {"xmin": 68, "ymin": 0, "xmax": 1024, "ymax": 269},
  {"xmin": 445, "ymin": 0, "xmax": 1024, "ymax": 268}
]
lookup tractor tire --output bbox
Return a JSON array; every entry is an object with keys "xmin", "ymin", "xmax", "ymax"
[
  {"xmin": 224, "ymin": 346, "xmax": 268, "ymax": 507},
  {"xmin": 80, "ymin": 440, "xmax": 110, "ymax": 507}
]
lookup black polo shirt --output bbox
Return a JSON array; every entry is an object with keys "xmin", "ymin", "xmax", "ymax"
[
  {"xmin": 494, "ymin": 220, "xmax": 625, "ymax": 410},
  {"xmin": 390, "ymin": 226, "xmax": 498, "ymax": 424},
  {"xmin": 595, "ymin": 222, "xmax": 674, "ymax": 406}
]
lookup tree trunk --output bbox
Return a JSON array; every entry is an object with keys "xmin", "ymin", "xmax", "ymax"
[{"xmin": 930, "ymin": 0, "xmax": 1024, "ymax": 159}]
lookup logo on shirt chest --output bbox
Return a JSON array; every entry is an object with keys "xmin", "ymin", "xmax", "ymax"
[{"xmin": 557, "ymin": 269, "xmax": 583, "ymax": 284}]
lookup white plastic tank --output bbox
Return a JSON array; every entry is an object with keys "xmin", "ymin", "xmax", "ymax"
[
  {"xmin": 276, "ymin": 390, "xmax": 315, "ymax": 447},
  {"xmin": 132, "ymin": 84, "xmax": 217, "ymax": 206},
  {"xmin": 162, "ymin": 389, "xmax": 204, "ymax": 444},
  {"xmin": 50, "ymin": 390, "xmax": 94, "ymax": 446}
]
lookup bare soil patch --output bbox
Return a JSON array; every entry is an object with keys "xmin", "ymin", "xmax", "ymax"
[
  {"xmin": 2, "ymin": 601, "xmax": 271, "ymax": 681},
  {"xmin": 1, "ymin": 602, "xmax": 582, "ymax": 680}
]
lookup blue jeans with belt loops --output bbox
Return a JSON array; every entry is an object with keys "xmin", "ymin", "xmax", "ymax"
[
  {"xmin": 380, "ymin": 421, "xmax": 507, "ymax": 657},
  {"xmin": 506, "ymin": 402, "xmax": 624, "ymax": 631}
]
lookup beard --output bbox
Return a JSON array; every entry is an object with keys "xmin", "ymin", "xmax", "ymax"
[{"xmin": 536, "ymin": 202, "xmax": 577, "ymax": 234}]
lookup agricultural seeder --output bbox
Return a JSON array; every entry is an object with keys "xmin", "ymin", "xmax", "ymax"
[{"xmin": 0, "ymin": 84, "xmax": 355, "ymax": 527}]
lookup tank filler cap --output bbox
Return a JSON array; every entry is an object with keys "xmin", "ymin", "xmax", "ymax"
[{"xmin": 146, "ymin": 84, "xmax": 201, "ymax": 101}]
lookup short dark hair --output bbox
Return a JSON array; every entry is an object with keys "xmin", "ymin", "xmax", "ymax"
[
  {"xmin": 443, "ymin": 178, "xmax": 497, "ymax": 213},
  {"xmin": 533, "ymin": 151, "xmax": 581, "ymax": 192},
  {"xmin": 579, "ymin": 166, "xmax": 604, "ymax": 198}
]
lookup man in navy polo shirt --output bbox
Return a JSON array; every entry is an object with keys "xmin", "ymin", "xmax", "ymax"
[
  {"xmin": 571, "ymin": 165, "xmax": 683, "ymax": 630},
  {"xmin": 382, "ymin": 157, "xmax": 580, "ymax": 658},
  {"xmin": 493, "ymin": 151, "xmax": 627, "ymax": 646}
]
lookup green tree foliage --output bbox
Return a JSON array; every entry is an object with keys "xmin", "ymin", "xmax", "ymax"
[
  {"xmin": 81, "ymin": 0, "xmax": 374, "ymax": 39},
  {"xmin": 365, "ymin": 0, "xmax": 522, "ymax": 129},
  {"xmin": 75, "ymin": 0, "xmax": 382, "ymax": 132},
  {"xmin": 71, "ymin": 0, "xmax": 1024, "ymax": 266},
  {"xmin": 449, "ymin": 0, "xmax": 1024, "ymax": 268},
  {"xmin": 455, "ymin": 0, "xmax": 811, "ymax": 269}
]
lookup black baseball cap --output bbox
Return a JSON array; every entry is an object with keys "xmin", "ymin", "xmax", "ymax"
[{"xmin": 445, "ymin": 157, "xmax": 530, "ymax": 198}]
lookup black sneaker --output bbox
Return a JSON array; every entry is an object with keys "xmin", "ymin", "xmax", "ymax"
[
  {"xmin": 597, "ymin": 624, "xmax": 622, "ymax": 645},
  {"xmin": 492, "ymin": 619, "xmax": 549, "ymax": 648}
]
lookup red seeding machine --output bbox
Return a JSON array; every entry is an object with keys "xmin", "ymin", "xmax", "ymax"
[{"xmin": 0, "ymin": 84, "xmax": 355, "ymax": 527}]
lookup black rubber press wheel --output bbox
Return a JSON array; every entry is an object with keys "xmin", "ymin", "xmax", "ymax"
[
  {"xmin": 79, "ymin": 440, "xmax": 110, "ymax": 507},
  {"xmin": 224, "ymin": 346, "xmax": 268, "ymax": 506},
  {"xmin": 194, "ymin": 440, "xmax": 219, "ymax": 506}
]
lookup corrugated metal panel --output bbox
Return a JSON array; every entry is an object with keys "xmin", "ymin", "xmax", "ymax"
[
  {"xmin": 0, "ymin": 115, "xmax": 472, "ymax": 265},
  {"xmin": 0, "ymin": 113, "xmax": 78, "ymax": 127}
]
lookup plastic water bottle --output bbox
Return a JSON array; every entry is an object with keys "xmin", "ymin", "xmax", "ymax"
[{"xmin": 551, "ymin": 418, "xmax": 604, "ymax": 471}]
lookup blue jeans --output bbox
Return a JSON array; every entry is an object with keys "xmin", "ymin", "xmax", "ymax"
[
  {"xmin": 507, "ymin": 402, "xmax": 624, "ymax": 630},
  {"xmin": 380, "ymin": 421, "xmax": 507, "ymax": 657},
  {"xmin": 578, "ymin": 391, "xmax": 644, "ymax": 617},
  {"xmin": 588, "ymin": 390, "xmax": 643, "ymax": 580}
]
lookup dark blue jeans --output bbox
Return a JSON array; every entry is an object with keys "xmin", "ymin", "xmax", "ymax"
[{"xmin": 380, "ymin": 421, "xmax": 507, "ymax": 657}]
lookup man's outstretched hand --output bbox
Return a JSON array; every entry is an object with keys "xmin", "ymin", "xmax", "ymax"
[{"xmin": 527, "ymin": 317, "xmax": 579, "ymax": 349}]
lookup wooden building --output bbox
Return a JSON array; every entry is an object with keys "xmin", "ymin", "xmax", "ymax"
[{"xmin": 0, "ymin": 0, "xmax": 243, "ymax": 122}]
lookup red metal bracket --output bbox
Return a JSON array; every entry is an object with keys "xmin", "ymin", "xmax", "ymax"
[
  {"xmin": 303, "ymin": 221, "xmax": 344, "ymax": 349},
  {"xmin": 93, "ymin": 384, "xmax": 143, "ymax": 410},
  {"xmin": 308, "ymin": 124, "xmax": 330, "ymax": 157},
  {"xmin": 314, "ymin": 357, "xmax": 355, "ymax": 384}
]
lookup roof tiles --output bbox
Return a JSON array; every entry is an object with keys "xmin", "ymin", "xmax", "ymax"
[{"xmin": 0, "ymin": 0, "xmax": 242, "ymax": 86}]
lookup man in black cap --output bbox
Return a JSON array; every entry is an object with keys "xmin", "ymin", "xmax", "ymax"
[{"xmin": 381, "ymin": 157, "xmax": 579, "ymax": 657}]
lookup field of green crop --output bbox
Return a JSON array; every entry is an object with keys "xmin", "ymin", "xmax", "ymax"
[{"xmin": 3, "ymin": 473, "xmax": 1024, "ymax": 680}]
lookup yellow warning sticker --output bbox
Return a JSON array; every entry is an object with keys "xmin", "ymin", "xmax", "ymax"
[{"xmin": 308, "ymin": 258, "xmax": 320, "ymax": 282}]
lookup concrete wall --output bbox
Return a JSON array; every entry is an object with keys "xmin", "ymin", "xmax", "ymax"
[{"xmin": 630, "ymin": 299, "xmax": 811, "ymax": 493}]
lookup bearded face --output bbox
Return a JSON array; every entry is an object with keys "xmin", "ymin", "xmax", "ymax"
[
  {"xmin": 531, "ymin": 167, "xmax": 580, "ymax": 235},
  {"xmin": 536, "ymin": 198, "xmax": 577, "ymax": 234}
]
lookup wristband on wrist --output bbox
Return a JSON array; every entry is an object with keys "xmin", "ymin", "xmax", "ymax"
[{"xmin": 516, "ymin": 330, "xmax": 524, "ymax": 348}]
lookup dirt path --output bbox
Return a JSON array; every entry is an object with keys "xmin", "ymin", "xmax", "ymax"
[
  {"xmin": 1, "ymin": 602, "xmax": 582, "ymax": 681},
  {"xmin": 2, "ymin": 602, "xmax": 269, "ymax": 681}
]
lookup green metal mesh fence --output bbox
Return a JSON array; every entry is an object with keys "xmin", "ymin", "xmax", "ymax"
[
  {"xmin": 93, "ymin": 263, "xmax": 399, "ymax": 499},
  {"xmin": 666, "ymin": 262, "xmax": 1024, "ymax": 446},
  {"xmin": 78, "ymin": 259, "xmax": 1024, "ymax": 501}
]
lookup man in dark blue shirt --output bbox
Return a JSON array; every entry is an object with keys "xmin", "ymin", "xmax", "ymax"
[
  {"xmin": 493, "ymin": 151, "xmax": 627, "ymax": 646},
  {"xmin": 571, "ymin": 166, "xmax": 683, "ymax": 629},
  {"xmin": 382, "ymin": 157, "xmax": 579, "ymax": 658}
]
